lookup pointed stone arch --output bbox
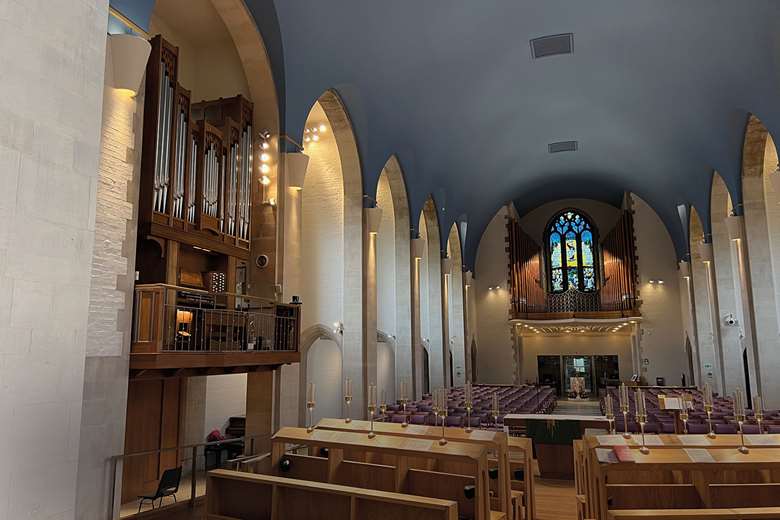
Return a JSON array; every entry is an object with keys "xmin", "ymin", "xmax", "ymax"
[
  {"xmin": 418, "ymin": 196, "xmax": 445, "ymax": 389},
  {"xmin": 375, "ymin": 156, "xmax": 412, "ymax": 402}
]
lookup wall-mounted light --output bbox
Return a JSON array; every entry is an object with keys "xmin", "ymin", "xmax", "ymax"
[
  {"xmin": 284, "ymin": 152, "xmax": 309, "ymax": 190},
  {"xmin": 365, "ymin": 206, "xmax": 383, "ymax": 235},
  {"xmin": 698, "ymin": 241, "xmax": 714, "ymax": 264},
  {"xmin": 678, "ymin": 260, "xmax": 691, "ymax": 279},
  {"xmin": 107, "ymin": 33, "xmax": 151, "ymax": 94},
  {"xmin": 726, "ymin": 215, "xmax": 744, "ymax": 241},
  {"xmin": 411, "ymin": 237, "xmax": 425, "ymax": 259},
  {"xmin": 441, "ymin": 256, "xmax": 453, "ymax": 275}
]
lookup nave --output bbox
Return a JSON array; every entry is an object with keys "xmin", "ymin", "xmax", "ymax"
[{"xmin": 8, "ymin": 1, "xmax": 780, "ymax": 519}]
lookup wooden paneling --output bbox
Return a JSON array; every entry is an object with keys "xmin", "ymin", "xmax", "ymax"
[
  {"xmin": 122, "ymin": 378, "xmax": 183, "ymax": 503},
  {"xmin": 600, "ymin": 210, "xmax": 638, "ymax": 312}
]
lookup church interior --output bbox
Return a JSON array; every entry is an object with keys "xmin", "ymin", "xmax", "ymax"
[{"xmin": 5, "ymin": 1, "xmax": 780, "ymax": 519}]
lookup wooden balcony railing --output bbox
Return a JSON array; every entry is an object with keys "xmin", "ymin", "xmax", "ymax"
[{"xmin": 132, "ymin": 284, "xmax": 300, "ymax": 355}]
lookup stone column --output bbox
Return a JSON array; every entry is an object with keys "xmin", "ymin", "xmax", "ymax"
[
  {"xmin": 411, "ymin": 237, "xmax": 425, "ymax": 398},
  {"xmin": 678, "ymin": 260, "xmax": 702, "ymax": 385},
  {"xmin": 278, "ymin": 152, "xmax": 308, "ymax": 426},
  {"xmin": 441, "ymin": 256, "xmax": 452, "ymax": 387},
  {"xmin": 698, "ymin": 242, "xmax": 727, "ymax": 394},
  {"xmin": 363, "ymin": 207, "xmax": 382, "ymax": 402},
  {"xmin": 726, "ymin": 215, "xmax": 763, "ymax": 398}
]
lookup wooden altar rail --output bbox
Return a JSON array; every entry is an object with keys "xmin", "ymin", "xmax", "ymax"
[
  {"xmin": 207, "ymin": 469, "xmax": 459, "ymax": 520},
  {"xmin": 575, "ymin": 434, "xmax": 780, "ymax": 520},
  {"xmin": 270, "ymin": 427, "xmax": 503, "ymax": 520},
  {"xmin": 314, "ymin": 418, "xmax": 533, "ymax": 519}
]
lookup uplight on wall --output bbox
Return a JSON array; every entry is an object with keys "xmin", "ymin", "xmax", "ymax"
[
  {"xmin": 107, "ymin": 33, "xmax": 151, "ymax": 94},
  {"xmin": 648, "ymin": 279, "xmax": 665, "ymax": 285}
]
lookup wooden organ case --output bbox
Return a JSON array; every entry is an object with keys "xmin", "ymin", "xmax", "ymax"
[{"xmin": 139, "ymin": 35, "xmax": 253, "ymax": 268}]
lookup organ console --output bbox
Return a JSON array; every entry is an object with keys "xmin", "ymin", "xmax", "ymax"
[{"xmin": 139, "ymin": 35, "xmax": 253, "ymax": 260}]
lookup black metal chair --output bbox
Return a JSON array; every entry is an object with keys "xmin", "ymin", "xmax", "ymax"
[{"xmin": 137, "ymin": 466, "xmax": 182, "ymax": 512}]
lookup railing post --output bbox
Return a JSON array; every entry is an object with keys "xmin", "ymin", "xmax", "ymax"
[{"xmin": 190, "ymin": 445, "xmax": 197, "ymax": 508}]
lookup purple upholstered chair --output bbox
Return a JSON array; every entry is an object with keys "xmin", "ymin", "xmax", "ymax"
[
  {"xmin": 445, "ymin": 416, "xmax": 464, "ymax": 427},
  {"xmin": 742, "ymin": 424, "xmax": 761, "ymax": 434},
  {"xmin": 391, "ymin": 414, "xmax": 407, "ymax": 424},
  {"xmin": 714, "ymin": 423, "xmax": 738, "ymax": 434},
  {"xmin": 687, "ymin": 422, "xmax": 710, "ymax": 434}
]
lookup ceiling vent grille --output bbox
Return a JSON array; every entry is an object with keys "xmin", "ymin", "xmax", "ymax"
[
  {"xmin": 548, "ymin": 140, "xmax": 578, "ymax": 153},
  {"xmin": 531, "ymin": 33, "xmax": 574, "ymax": 59}
]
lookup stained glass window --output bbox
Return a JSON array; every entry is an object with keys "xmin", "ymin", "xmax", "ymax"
[{"xmin": 546, "ymin": 210, "xmax": 597, "ymax": 293}]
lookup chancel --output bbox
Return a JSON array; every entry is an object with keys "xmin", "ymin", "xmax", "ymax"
[{"xmin": 7, "ymin": 1, "xmax": 780, "ymax": 520}]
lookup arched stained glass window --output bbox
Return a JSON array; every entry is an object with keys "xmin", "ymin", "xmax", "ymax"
[{"xmin": 546, "ymin": 210, "xmax": 597, "ymax": 293}]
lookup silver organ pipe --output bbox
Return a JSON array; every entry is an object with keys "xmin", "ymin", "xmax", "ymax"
[
  {"xmin": 159, "ymin": 73, "xmax": 173, "ymax": 214},
  {"xmin": 219, "ymin": 149, "xmax": 226, "ymax": 230},
  {"xmin": 202, "ymin": 142, "xmax": 220, "ymax": 218},
  {"xmin": 153, "ymin": 63, "xmax": 164, "ymax": 213},
  {"xmin": 188, "ymin": 136, "xmax": 197, "ymax": 223},
  {"xmin": 172, "ymin": 108, "xmax": 186, "ymax": 219},
  {"xmin": 237, "ymin": 126, "xmax": 252, "ymax": 240},
  {"xmin": 227, "ymin": 143, "xmax": 237, "ymax": 235}
]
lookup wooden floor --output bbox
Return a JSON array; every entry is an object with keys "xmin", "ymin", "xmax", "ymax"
[{"xmin": 535, "ymin": 478, "xmax": 578, "ymax": 520}]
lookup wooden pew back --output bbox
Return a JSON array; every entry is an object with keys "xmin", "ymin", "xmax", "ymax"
[{"xmin": 207, "ymin": 468, "xmax": 459, "ymax": 520}]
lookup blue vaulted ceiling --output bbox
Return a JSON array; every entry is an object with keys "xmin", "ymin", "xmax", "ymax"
[{"xmin": 113, "ymin": 1, "xmax": 780, "ymax": 268}]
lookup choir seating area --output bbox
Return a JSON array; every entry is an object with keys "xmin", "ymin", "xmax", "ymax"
[
  {"xmin": 602, "ymin": 387, "xmax": 775, "ymax": 434},
  {"xmin": 388, "ymin": 385, "xmax": 557, "ymax": 428},
  {"xmin": 205, "ymin": 418, "xmax": 541, "ymax": 520},
  {"xmin": 574, "ymin": 433, "xmax": 780, "ymax": 520}
]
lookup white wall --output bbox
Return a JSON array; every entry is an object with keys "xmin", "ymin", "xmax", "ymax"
[
  {"xmin": 149, "ymin": 0, "xmax": 251, "ymax": 102},
  {"xmin": 377, "ymin": 174, "xmax": 397, "ymax": 336},
  {"xmin": 306, "ymin": 339, "xmax": 343, "ymax": 422},
  {"xmin": 377, "ymin": 341, "xmax": 396, "ymax": 402},
  {"xmin": 474, "ymin": 206, "xmax": 514, "ymax": 383},
  {"xmin": 204, "ymin": 374, "xmax": 248, "ymax": 433},
  {"xmin": 0, "ymin": 1, "xmax": 108, "ymax": 518},
  {"xmin": 632, "ymin": 195, "xmax": 687, "ymax": 387}
]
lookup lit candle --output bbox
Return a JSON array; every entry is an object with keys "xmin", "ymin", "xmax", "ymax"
[
  {"xmin": 619, "ymin": 383, "xmax": 630, "ymax": 412},
  {"xmin": 635, "ymin": 389, "xmax": 646, "ymax": 419},
  {"xmin": 704, "ymin": 383, "xmax": 713, "ymax": 411},
  {"xmin": 306, "ymin": 382, "xmax": 316, "ymax": 407},
  {"xmin": 344, "ymin": 378, "xmax": 352, "ymax": 399},
  {"xmin": 734, "ymin": 389, "xmax": 746, "ymax": 423},
  {"xmin": 465, "ymin": 381, "xmax": 473, "ymax": 407},
  {"xmin": 368, "ymin": 384, "xmax": 377, "ymax": 409},
  {"xmin": 605, "ymin": 394, "xmax": 614, "ymax": 418}
]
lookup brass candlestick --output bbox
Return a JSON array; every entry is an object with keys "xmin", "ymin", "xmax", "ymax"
[
  {"xmin": 344, "ymin": 378, "xmax": 353, "ymax": 423},
  {"xmin": 755, "ymin": 395, "xmax": 764, "ymax": 434},
  {"xmin": 306, "ymin": 383, "xmax": 316, "ymax": 433},
  {"xmin": 604, "ymin": 394, "xmax": 616, "ymax": 435},
  {"xmin": 436, "ymin": 388, "xmax": 448, "ymax": 445},
  {"xmin": 400, "ymin": 378, "xmax": 409, "ymax": 428},
  {"xmin": 704, "ymin": 383, "xmax": 715, "ymax": 438},
  {"xmin": 368, "ymin": 384, "xmax": 377, "ymax": 439},
  {"xmin": 464, "ymin": 381, "xmax": 474, "ymax": 433},
  {"xmin": 680, "ymin": 393, "xmax": 691, "ymax": 434},
  {"xmin": 380, "ymin": 390, "xmax": 388, "ymax": 422},
  {"xmin": 635, "ymin": 389, "xmax": 650, "ymax": 454},
  {"xmin": 734, "ymin": 389, "xmax": 749, "ymax": 454},
  {"xmin": 619, "ymin": 383, "xmax": 631, "ymax": 438}
]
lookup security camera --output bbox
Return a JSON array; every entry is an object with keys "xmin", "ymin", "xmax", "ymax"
[{"xmin": 723, "ymin": 313, "xmax": 738, "ymax": 327}]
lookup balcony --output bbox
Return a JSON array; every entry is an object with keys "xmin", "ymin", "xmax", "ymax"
[
  {"xmin": 131, "ymin": 284, "xmax": 300, "ymax": 376},
  {"xmin": 510, "ymin": 287, "xmax": 640, "ymax": 321}
]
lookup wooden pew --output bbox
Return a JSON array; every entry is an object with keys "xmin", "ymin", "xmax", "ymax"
[
  {"xmin": 575, "ymin": 434, "xmax": 780, "ymax": 520},
  {"xmin": 207, "ymin": 468, "xmax": 459, "ymax": 519},
  {"xmin": 315, "ymin": 418, "xmax": 529, "ymax": 519},
  {"xmin": 507, "ymin": 436, "xmax": 535, "ymax": 520},
  {"xmin": 270, "ymin": 426, "xmax": 502, "ymax": 520}
]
